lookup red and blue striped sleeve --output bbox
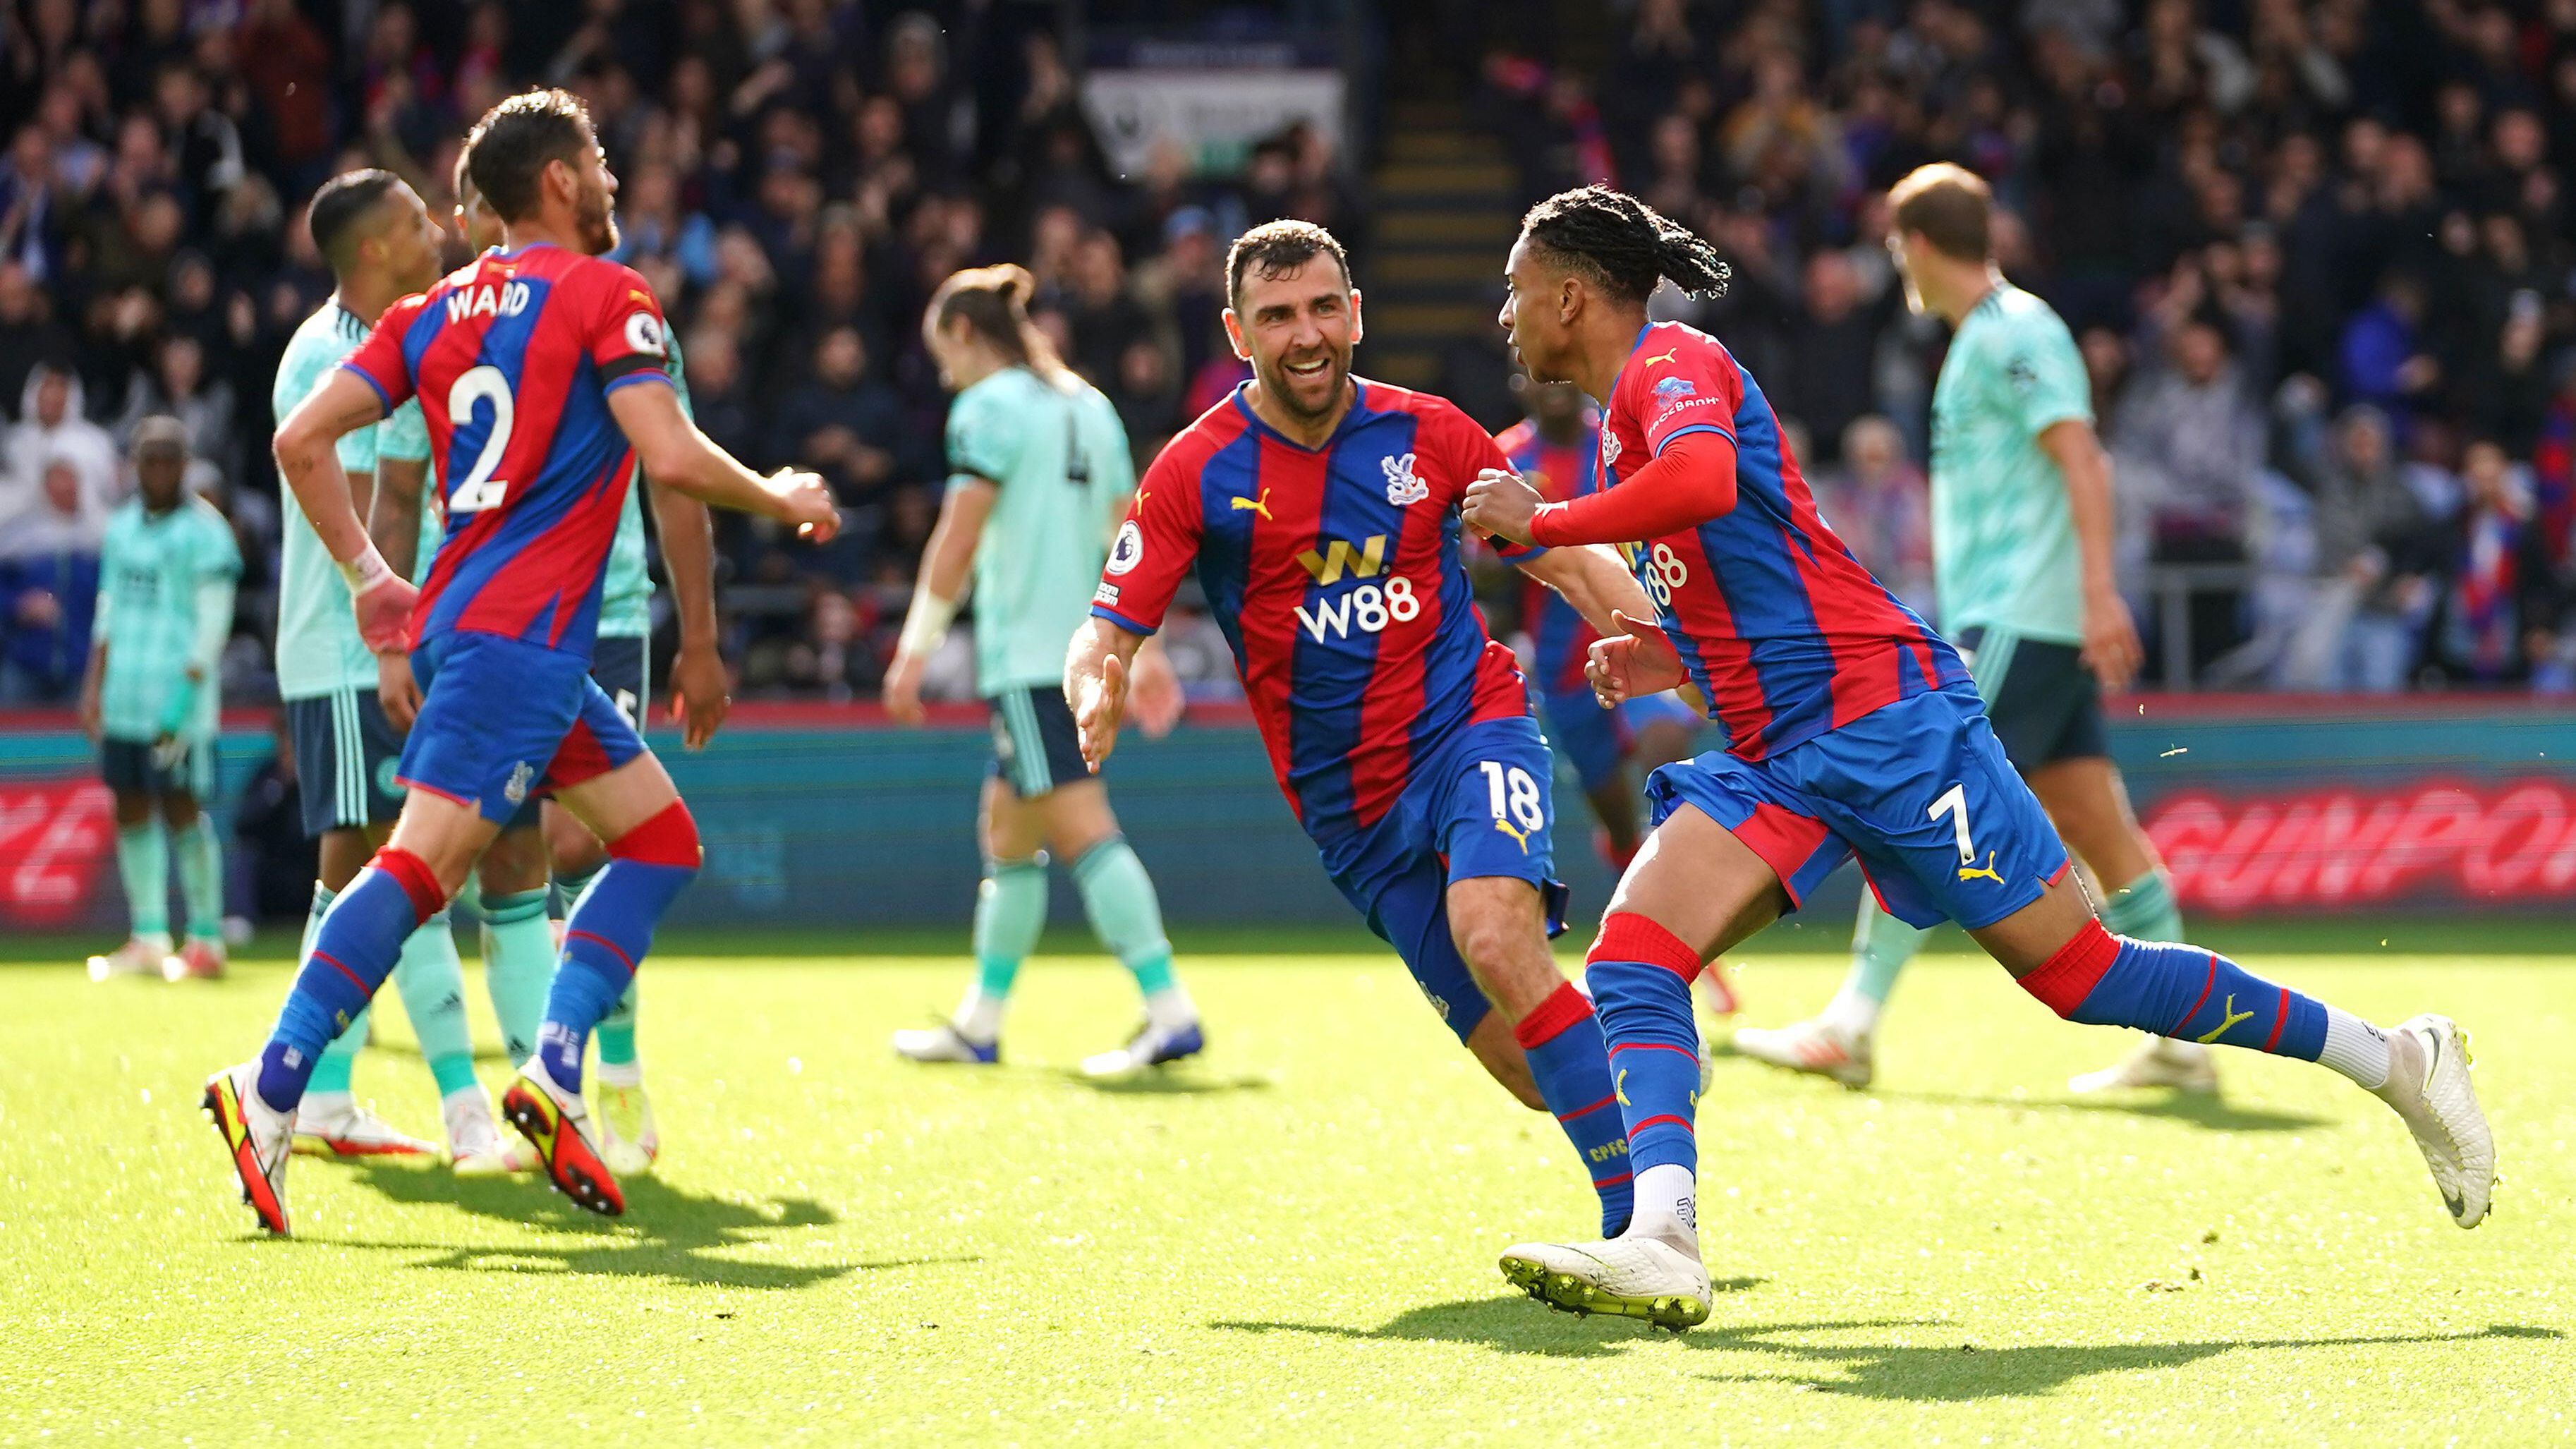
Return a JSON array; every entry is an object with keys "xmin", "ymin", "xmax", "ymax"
[
  {"xmin": 338, "ymin": 292, "xmax": 427, "ymax": 417},
  {"xmin": 574, "ymin": 261, "xmax": 678, "ymax": 393},
  {"xmin": 1090, "ymin": 446, "xmax": 1203, "ymax": 636}
]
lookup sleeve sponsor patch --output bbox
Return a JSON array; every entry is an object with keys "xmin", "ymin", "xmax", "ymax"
[{"xmin": 1106, "ymin": 519, "xmax": 1145, "ymax": 576}]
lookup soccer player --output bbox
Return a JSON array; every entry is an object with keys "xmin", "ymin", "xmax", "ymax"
[
  {"xmin": 80, "ymin": 418, "xmax": 238, "ymax": 983},
  {"xmin": 1734, "ymin": 164, "xmax": 2211, "ymax": 1096},
  {"xmin": 884, "ymin": 264, "xmax": 1202, "ymax": 1075},
  {"xmin": 1065, "ymin": 220, "xmax": 1667, "ymax": 1239},
  {"xmin": 1464, "ymin": 186, "xmax": 2494, "ymax": 1330},
  {"xmin": 204, "ymin": 88, "xmax": 836, "ymax": 1234},
  {"xmin": 267, "ymin": 168, "xmax": 507, "ymax": 1167},
  {"xmin": 389, "ymin": 154, "xmax": 729, "ymax": 1175},
  {"xmin": 1497, "ymin": 378, "xmax": 1704, "ymax": 872}
]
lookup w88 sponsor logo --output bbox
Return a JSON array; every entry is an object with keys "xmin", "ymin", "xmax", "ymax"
[{"xmin": 1295, "ymin": 575, "xmax": 1420, "ymax": 642}]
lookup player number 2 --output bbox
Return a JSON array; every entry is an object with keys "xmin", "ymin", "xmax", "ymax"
[
  {"xmin": 1479, "ymin": 761, "xmax": 1544, "ymax": 833},
  {"xmin": 1641, "ymin": 543, "xmax": 1688, "ymax": 607},
  {"xmin": 447, "ymin": 364, "xmax": 515, "ymax": 514},
  {"xmin": 1928, "ymin": 782, "xmax": 1974, "ymax": 863}
]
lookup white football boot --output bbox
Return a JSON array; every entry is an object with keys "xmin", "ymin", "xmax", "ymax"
[
  {"xmin": 596, "ymin": 1082, "xmax": 660, "ymax": 1177},
  {"xmin": 202, "ymin": 1061, "xmax": 294, "ymax": 1235},
  {"xmin": 293, "ymin": 1093, "xmax": 437, "ymax": 1158},
  {"xmin": 2070, "ymin": 1035, "xmax": 2219, "ymax": 1094},
  {"xmin": 1499, "ymin": 1236, "xmax": 1713, "ymax": 1332},
  {"xmin": 1080, "ymin": 1017, "xmax": 1206, "ymax": 1077},
  {"xmin": 87, "ymin": 933, "xmax": 173, "ymax": 981},
  {"xmin": 2372, "ymin": 1015, "xmax": 2494, "ymax": 1228},
  {"xmin": 443, "ymin": 1089, "xmax": 515, "ymax": 1176},
  {"xmin": 892, "ymin": 1023, "xmax": 1000, "ymax": 1065},
  {"xmin": 1731, "ymin": 1015, "xmax": 1874, "ymax": 1089}
]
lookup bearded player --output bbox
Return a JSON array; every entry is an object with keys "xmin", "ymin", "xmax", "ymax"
[
  {"xmin": 1463, "ymin": 186, "xmax": 2492, "ymax": 1330},
  {"xmin": 204, "ymin": 89, "xmax": 836, "ymax": 1232},
  {"xmin": 1066, "ymin": 220, "xmax": 1666, "ymax": 1241}
]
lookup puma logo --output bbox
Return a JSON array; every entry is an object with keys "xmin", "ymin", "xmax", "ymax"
[
  {"xmin": 1956, "ymin": 850, "xmax": 2004, "ymax": 884},
  {"xmin": 1642, "ymin": 348, "xmax": 1680, "ymax": 367},
  {"xmin": 1615, "ymin": 1069, "xmax": 1629, "ymax": 1108},
  {"xmin": 2194, "ymin": 994, "xmax": 2256, "ymax": 1044},
  {"xmin": 1493, "ymin": 818, "xmax": 1533, "ymax": 854},
  {"xmin": 1231, "ymin": 490, "xmax": 1273, "ymax": 521}
]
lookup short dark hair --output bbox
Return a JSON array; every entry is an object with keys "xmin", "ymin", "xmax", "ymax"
[
  {"xmin": 1518, "ymin": 186, "xmax": 1729, "ymax": 306},
  {"xmin": 1225, "ymin": 220, "xmax": 1351, "ymax": 310},
  {"xmin": 463, "ymin": 89, "xmax": 595, "ymax": 224},
  {"xmin": 1888, "ymin": 163, "xmax": 1991, "ymax": 262},
  {"xmin": 308, "ymin": 169, "xmax": 402, "ymax": 272}
]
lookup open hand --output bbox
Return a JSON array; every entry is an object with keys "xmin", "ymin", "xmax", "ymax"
[
  {"xmin": 2080, "ymin": 583, "xmax": 2144, "ymax": 693},
  {"xmin": 669, "ymin": 641, "xmax": 730, "ymax": 750},
  {"xmin": 377, "ymin": 651, "xmax": 422, "ymax": 733},
  {"xmin": 882, "ymin": 648, "xmax": 929, "ymax": 727},
  {"xmin": 1073, "ymin": 652, "xmax": 1130, "ymax": 771}
]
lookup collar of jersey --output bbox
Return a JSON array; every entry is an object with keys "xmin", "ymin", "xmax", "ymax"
[
  {"xmin": 1605, "ymin": 320, "xmax": 1662, "ymax": 404},
  {"xmin": 1228, "ymin": 377, "xmax": 1371, "ymax": 454},
  {"xmin": 489, "ymin": 241, "xmax": 564, "ymax": 262}
]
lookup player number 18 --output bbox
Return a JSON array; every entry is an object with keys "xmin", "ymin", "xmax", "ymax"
[{"xmin": 1479, "ymin": 761, "xmax": 1545, "ymax": 833}]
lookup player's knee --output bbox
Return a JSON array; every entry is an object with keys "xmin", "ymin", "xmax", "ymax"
[
  {"xmin": 161, "ymin": 793, "xmax": 201, "ymax": 828},
  {"xmin": 2015, "ymin": 917, "xmax": 2122, "ymax": 1021},
  {"xmin": 608, "ymin": 799, "xmax": 702, "ymax": 873}
]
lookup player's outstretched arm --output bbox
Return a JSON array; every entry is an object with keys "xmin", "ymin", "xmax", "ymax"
[
  {"xmin": 1063, "ymin": 616, "xmax": 1147, "ymax": 772},
  {"xmin": 645, "ymin": 480, "xmax": 729, "ymax": 749},
  {"xmin": 1517, "ymin": 542, "xmax": 1660, "ymax": 642},
  {"xmin": 2038, "ymin": 418, "xmax": 2144, "ymax": 691},
  {"xmin": 885, "ymin": 478, "xmax": 996, "ymax": 726},
  {"xmin": 1464, "ymin": 432, "xmax": 1739, "ymax": 547},
  {"xmin": 607, "ymin": 380, "xmax": 839, "ymax": 540},
  {"xmin": 275, "ymin": 368, "xmax": 415, "ymax": 653}
]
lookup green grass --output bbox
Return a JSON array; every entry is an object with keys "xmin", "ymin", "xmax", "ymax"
[{"xmin": 3, "ymin": 942, "xmax": 2571, "ymax": 1444}]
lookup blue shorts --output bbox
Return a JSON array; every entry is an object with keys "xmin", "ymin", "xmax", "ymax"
[
  {"xmin": 1313, "ymin": 713, "xmax": 1568, "ymax": 1044},
  {"xmin": 1540, "ymin": 688, "xmax": 1703, "ymax": 794},
  {"xmin": 502, "ymin": 634, "xmax": 648, "ymax": 830},
  {"xmin": 1646, "ymin": 687, "xmax": 2068, "ymax": 932},
  {"xmin": 401, "ymin": 631, "xmax": 649, "ymax": 825}
]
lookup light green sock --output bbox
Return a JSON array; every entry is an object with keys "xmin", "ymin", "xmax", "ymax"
[
  {"xmin": 956, "ymin": 857, "xmax": 1047, "ymax": 1039},
  {"xmin": 596, "ymin": 982, "xmax": 640, "ymax": 1083},
  {"xmin": 114, "ymin": 821, "xmax": 169, "ymax": 939},
  {"xmin": 391, "ymin": 910, "xmax": 481, "ymax": 1098},
  {"xmin": 552, "ymin": 861, "xmax": 604, "ymax": 921},
  {"xmin": 475, "ymin": 885, "xmax": 555, "ymax": 1066},
  {"xmin": 305, "ymin": 884, "xmax": 365, "ymax": 1096},
  {"xmin": 173, "ymin": 816, "xmax": 224, "ymax": 941},
  {"xmin": 2100, "ymin": 868, "xmax": 2185, "ymax": 942},
  {"xmin": 1070, "ymin": 836, "xmax": 1186, "ymax": 1010},
  {"xmin": 1829, "ymin": 895, "xmax": 1929, "ymax": 1032}
]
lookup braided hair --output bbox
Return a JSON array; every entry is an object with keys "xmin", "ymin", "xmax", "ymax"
[{"xmin": 1518, "ymin": 186, "xmax": 1730, "ymax": 305}]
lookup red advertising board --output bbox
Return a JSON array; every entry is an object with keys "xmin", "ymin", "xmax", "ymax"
[
  {"xmin": 2145, "ymin": 777, "xmax": 2576, "ymax": 914},
  {"xmin": 0, "ymin": 779, "xmax": 117, "ymax": 928}
]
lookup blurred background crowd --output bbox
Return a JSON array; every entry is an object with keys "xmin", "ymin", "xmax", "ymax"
[{"xmin": 5, "ymin": 0, "xmax": 2576, "ymax": 705}]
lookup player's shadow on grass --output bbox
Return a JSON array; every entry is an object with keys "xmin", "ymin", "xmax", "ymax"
[
  {"xmin": 1225, "ymin": 1302, "xmax": 2560, "ymax": 1400},
  {"xmin": 1883, "ymin": 1088, "xmax": 2331, "ymax": 1134},
  {"xmin": 1055, "ymin": 1067, "xmax": 1275, "ymax": 1096},
  {"xmin": 328, "ymin": 1160, "xmax": 955, "ymax": 1291}
]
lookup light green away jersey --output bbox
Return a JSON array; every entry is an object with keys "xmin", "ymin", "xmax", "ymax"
[
  {"xmin": 597, "ymin": 329, "xmax": 693, "ymax": 638},
  {"xmin": 1927, "ymin": 283, "xmax": 2094, "ymax": 645},
  {"xmin": 948, "ymin": 366, "xmax": 1136, "ymax": 695},
  {"xmin": 272, "ymin": 300, "xmax": 435, "ymax": 698},
  {"xmin": 95, "ymin": 496, "xmax": 240, "ymax": 741}
]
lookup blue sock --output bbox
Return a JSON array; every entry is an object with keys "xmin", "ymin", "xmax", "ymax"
[
  {"xmin": 1514, "ymin": 980, "xmax": 1634, "ymax": 1236},
  {"xmin": 2022, "ymin": 921, "xmax": 2328, "ymax": 1060},
  {"xmin": 540, "ymin": 851, "xmax": 697, "ymax": 1093},
  {"xmin": 257, "ymin": 851, "xmax": 442, "ymax": 1110},
  {"xmin": 1584, "ymin": 915, "xmax": 1707, "ymax": 1183}
]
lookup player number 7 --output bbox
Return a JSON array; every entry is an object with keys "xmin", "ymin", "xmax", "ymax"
[{"xmin": 1928, "ymin": 782, "xmax": 1974, "ymax": 863}]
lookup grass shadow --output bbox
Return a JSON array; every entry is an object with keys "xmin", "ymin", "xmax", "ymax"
[
  {"xmin": 1882, "ymin": 1088, "xmax": 2332, "ymax": 1134},
  {"xmin": 1058, "ymin": 1068, "xmax": 1275, "ymax": 1096},
  {"xmin": 1225, "ymin": 1300, "xmax": 2558, "ymax": 1400},
  {"xmin": 317, "ymin": 1158, "xmax": 934, "ymax": 1290}
]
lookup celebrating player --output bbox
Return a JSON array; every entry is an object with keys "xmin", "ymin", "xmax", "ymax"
[
  {"xmin": 884, "ymin": 264, "xmax": 1202, "ymax": 1076},
  {"xmin": 1734, "ymin": 164, "xmax": 2212, "ymax": 1096},
  {"xmin": 265, "ymin": 168, "xmax": 508, "ymax": 1168},
  {"xmin": 79, "ymin": 418, "xmax": 238, "ymax": 984},
  {"xmin": 1496, "ymin": 379, "xmax": 1704, "ymax": 872},
  {"xmin": 1464, "ymin": 186, "xmax": 2494, "ymax": 1330},
  {"xmin": 1065, "ymin": 220, "xmax": 1666, "ymax": 1238},
  {"xmin": 204, "ymin": 89, "xmax": 836, "ymax": 1233}
]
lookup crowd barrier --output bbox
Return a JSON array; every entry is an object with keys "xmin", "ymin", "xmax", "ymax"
[{"xmin": 1, "ymin": 696, "xmax": 2568, "ymax": 934}]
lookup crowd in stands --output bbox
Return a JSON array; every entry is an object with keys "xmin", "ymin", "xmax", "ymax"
[
  {"xmin": 5, "ymin": 0, "xmax": 2576, "ymax": 704},
  {"xmin": 1484, "ymin": 0, "xmax": 2576, "ymax": 689}
]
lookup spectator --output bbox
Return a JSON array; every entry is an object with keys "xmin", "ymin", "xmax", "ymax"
[
  {"xmin": 2426, "ymin": 439, "xmax": 2560, "ymax": 686},
  {"xmin": 1815, "ymin": 415, "xmax": 1935, "ymax": 618},
  {"xmin": 1775, "ymin": 249, "xmax": 1888, "ymax": 464},
  {"xmin": 770, "ymin": 326, "xmax": 907, "ymax": 574},
  {"xmin": 0, "ymin": 459, "xmax": 105, "ymax": 704},
  {"xmin": 2113, "ymin": 317, "xmax": 2264, "ymax": 679},
  {"xmin": 2279, "ymin": 405, "xmax": 2434, "ymax": 691},
  {"xmin": 0, "ymin": 262, "xmax": 76, "ymax": 418},
  {"xmin": 5, "ymin": 362, "xmax": 121, "ymax": 526}
]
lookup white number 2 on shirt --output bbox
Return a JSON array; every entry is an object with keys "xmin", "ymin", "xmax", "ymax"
[
  {"xmin": 447, "ymin": 364, "xmax": 514, "ymax": 514},
  {"xmin": 1928, "ymin": 782, "xmax": 1974, "ymax": 863}
]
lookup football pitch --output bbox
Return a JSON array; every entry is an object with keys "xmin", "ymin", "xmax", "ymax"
[{"xmin": 3, "ymin": 933, "xmax": 2571, "ymax": 1445}]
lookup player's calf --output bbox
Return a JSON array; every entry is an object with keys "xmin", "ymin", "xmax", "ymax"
[{"xmin": 536, "ymin": 798, "xmax": 701, "ymax": 1096}]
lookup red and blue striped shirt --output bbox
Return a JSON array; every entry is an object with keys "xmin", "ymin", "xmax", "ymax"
[
  {"xmin": 1094, "ymin": 380, "xmax": 1539, "ymax": 833},
  {"xmin": 1603, "ymin": 321, "xmax": 1965, "ymax": 760},
  {"xmin": 341, "ymin": 243, "xmax": 674, "ymax": 660}
]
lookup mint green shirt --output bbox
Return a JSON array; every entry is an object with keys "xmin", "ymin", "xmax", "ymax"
[
  {"xmin": 597, "ymin": 329, "xmax": 692, "ymax": 639},
  {"xmin": 95, "ymin": 497, "xmax": 240, "ymax": 741},
  {"xmin": 271, "ymin": 300, "xmax": 434, "ymax": 698},
  {"xmin": 1927, "ymin": 283, "xmax": 2094, "ymax": 645},
  {"xmin": 949, "ymin": 366, "xmax": 1136, "ymax": 696}
]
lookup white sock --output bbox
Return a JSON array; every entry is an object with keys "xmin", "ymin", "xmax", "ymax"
[
  {"xmin": 440, "ymin": 1086, "xmax": 491, "ymax": 1142},
  {"xmin": 1625, "ymin": 1163, "xmax": 1700, "ymax": 1253},
  {"xmin": 952, "ymin": 988, "xmax": 1005, "ymax": 1043},
  {"xmin": 1143, "ymin": 983, "xmax": 1197, "ymax": 1032},
  {"xmin": 2319, "ymin": 1008, "xmax": 2392, "ymax": 1091},
  {"xmin": 301, "ymin": 1089, "xmax": 352, "ymax": 1123},
  {"xmin": 594, "ymin": 1060, "xmax": 643, "ymax": 1090},
  {"xmin": 137, "ymin": 928, "xmax": 174, "ymax": 953},
  {"xmin": 1820, "ymin": 986, "xmax": 1881, "ymax": 1039}
]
